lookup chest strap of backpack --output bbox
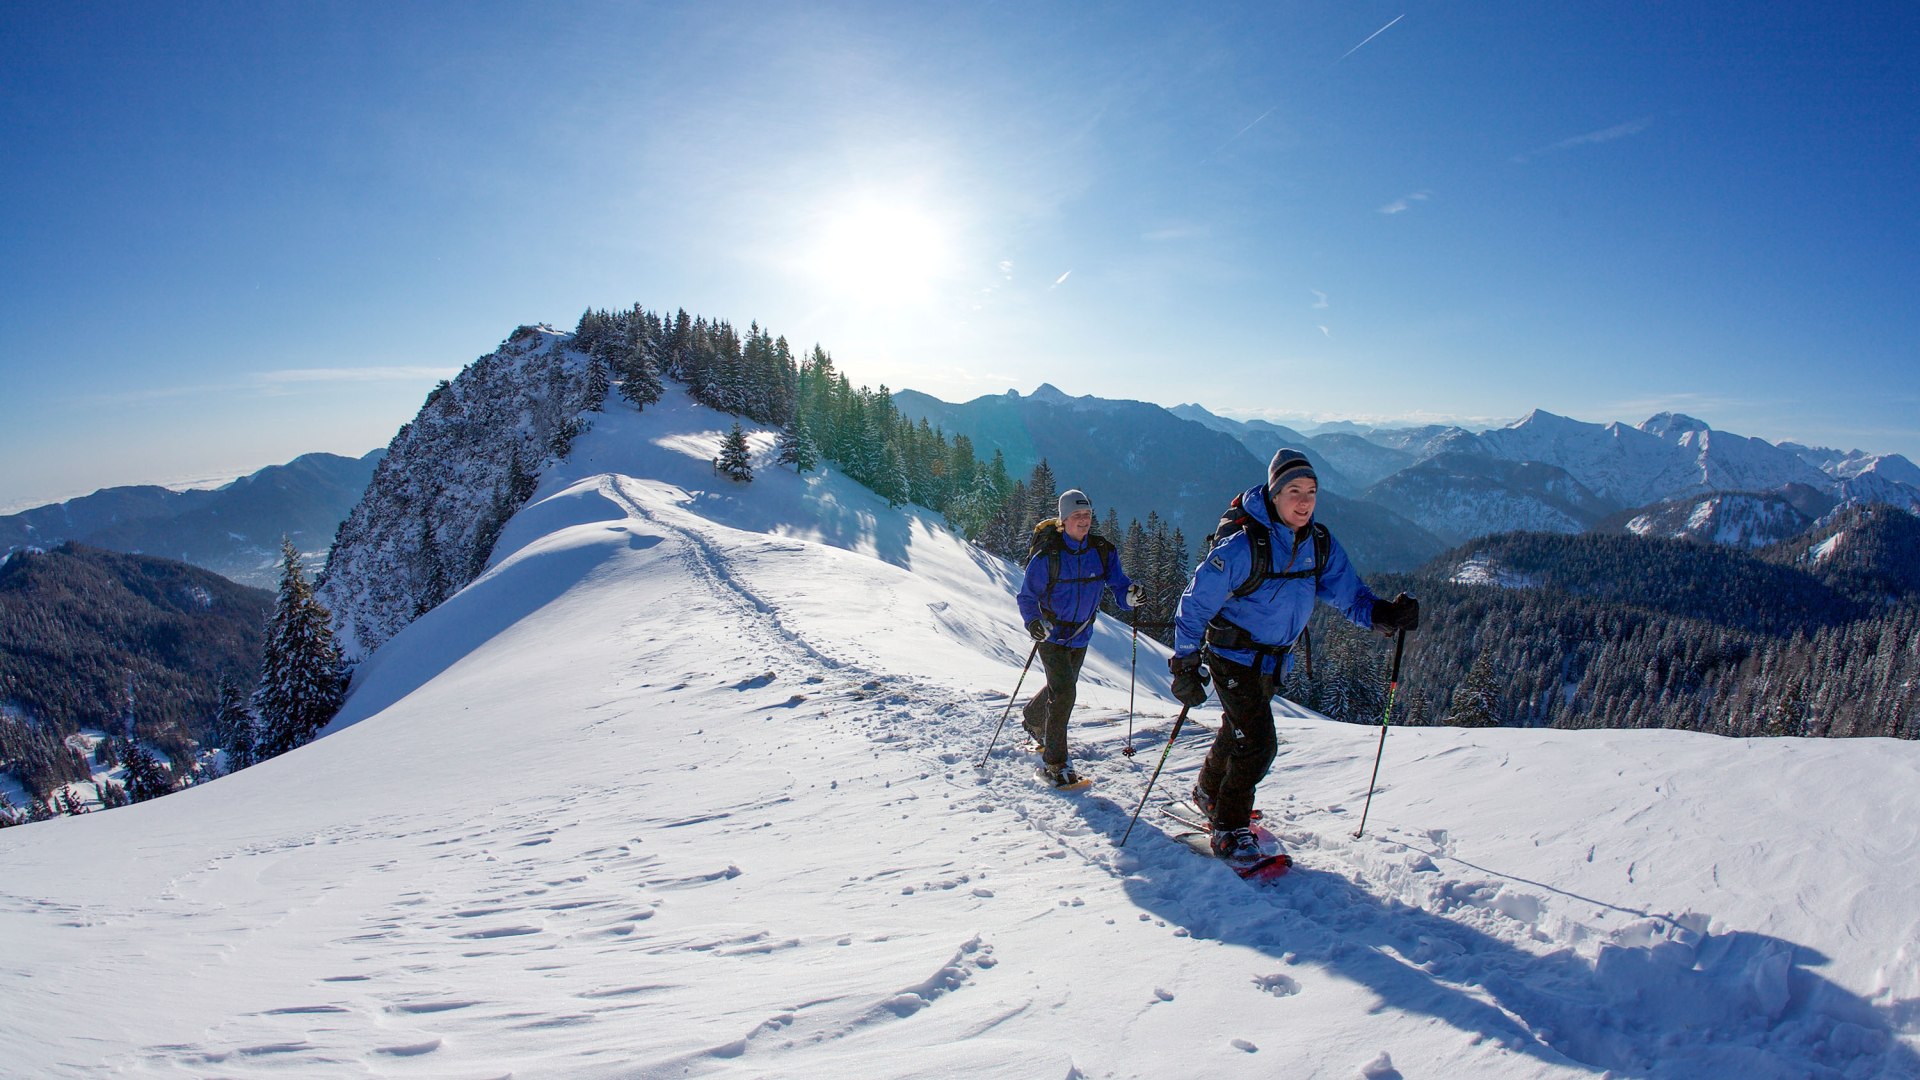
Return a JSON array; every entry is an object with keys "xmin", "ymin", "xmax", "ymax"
[
  {"xmin": 1040, "ymin": 538, "xmax": 1113, "ymax": 624},
  {"xmin": 1234, "ymin": 521, "xmax": 1329, "ymax": 599}
]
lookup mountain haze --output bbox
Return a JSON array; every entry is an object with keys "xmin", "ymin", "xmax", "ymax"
[
  {"xmin": 0, "ymin": 451, "xmax": 381, "ymax": 588},
  {"xmin": 896, "ymin": 387, "xmax": 1444, "ymax": 572}
]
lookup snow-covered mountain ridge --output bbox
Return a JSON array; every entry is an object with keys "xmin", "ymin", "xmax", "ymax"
[
  {"xmin": 1178, "ymin": 401, "xmax": 1920, "ymax": 551},
  {"xmin": 4, "ymin": 384, "xmax": 1917, "ymax": 1078},
  {"xmin": 319, "ymin": 324, "xmax": 600, "ymax": 660}
]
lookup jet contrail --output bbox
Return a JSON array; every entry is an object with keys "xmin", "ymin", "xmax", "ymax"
[{"xmin": 1338, "ymin": 13, "xmax": 1404, "ymax": 62}]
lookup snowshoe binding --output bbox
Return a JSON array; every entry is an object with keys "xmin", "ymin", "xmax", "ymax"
[{"xmin": 1038, "ymin": 763, "xmax": 1091, "ymax": 791}]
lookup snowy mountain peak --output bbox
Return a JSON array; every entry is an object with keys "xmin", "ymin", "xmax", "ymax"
[
  {"xmin": 1639, "ymin": 412, "xmax": 1713, "ymax": 440},
  {"xmin": 1505, "ymin": 408, "xmax": 1592, "ymax": 434}
]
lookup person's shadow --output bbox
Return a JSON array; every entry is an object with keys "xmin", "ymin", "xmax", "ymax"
[{"xmin": 1077, "ymin": 735, "xmax": 1919, "ymax": 1078}]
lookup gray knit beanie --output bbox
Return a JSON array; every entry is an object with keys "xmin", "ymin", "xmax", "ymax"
[
  {"xmin": 1268, "ymin": 448, "xmax": 1317, "ymax": 491},
  {"xmin": 1058, "ymin": 488, "xmax": 1093, "ymax": 519}
]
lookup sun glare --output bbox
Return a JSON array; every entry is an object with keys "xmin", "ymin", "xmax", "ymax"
[{"xmin": 810, "ymin": 198, "xmax": 954, "ymax": 307}]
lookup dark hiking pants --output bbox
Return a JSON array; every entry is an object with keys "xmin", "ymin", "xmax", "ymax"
[
  {"xmin": 1021, "ymin": 642, "xmax": 1086, "ymax": 769},
  {"xmin": 1194, "ymin": 654, "xmax": 1278, "ymax": 829}
]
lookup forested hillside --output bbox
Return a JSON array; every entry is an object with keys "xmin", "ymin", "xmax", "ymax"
[
  {"xmin": 0, "ymin": 544, "xmax": 271, "ymax": 799},
  {"xmin": 1282, "ymin": 512, "xmax": 1919, "ymax": 741}
]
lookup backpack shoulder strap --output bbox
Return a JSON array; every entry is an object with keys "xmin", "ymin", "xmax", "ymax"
[{"xmin": 1088, "ymin": 533, "xmax": 1116, "ymax": 578}]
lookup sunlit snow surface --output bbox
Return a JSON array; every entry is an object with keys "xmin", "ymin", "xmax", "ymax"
[{"xmin": 4, "ymin": 388, "xmax": 1917, "ymax": 1078}]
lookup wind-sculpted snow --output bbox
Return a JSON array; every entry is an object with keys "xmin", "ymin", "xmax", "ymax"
[{"xmin": 2, "ymin": 386, "xmax": 1916, "ymax": 1078}]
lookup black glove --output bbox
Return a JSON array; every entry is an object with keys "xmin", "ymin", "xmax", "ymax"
[
  {"xmin": 1026, "ymin": 619, "xmax": 1049, "ymax": 642},
  {"xmin": 1168, "ymin": 652, "xmax": 1210, "ymax": 707},
  {"xmin": 1372, "ymin": 592, "xmax": 1420, "ymax": 634}
]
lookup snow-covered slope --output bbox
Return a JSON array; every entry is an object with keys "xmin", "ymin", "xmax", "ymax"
[
  {"xmin": 4, "ymin": 388, "xmax": 1918, "ymax": 1079},
  {"xmin": 1362, "ymin": 452, "xmax": 1615, "ymax": 545},
  {"xmin": 1623, "ymin": 492, "xmax": 1815, "ymax": 548}
]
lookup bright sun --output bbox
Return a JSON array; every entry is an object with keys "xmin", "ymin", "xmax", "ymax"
[{"xmin": 810, "ymin": 198, "xmax": 954, "ymax": 307}]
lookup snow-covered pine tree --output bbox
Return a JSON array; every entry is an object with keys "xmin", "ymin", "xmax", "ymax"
[
  {"xmin": 586, "ymin": 357, "xmax": 611, "ymax": 411},
  {"xmin": 215, "ymin": 675, "xmax": 258, "ymax": 771},
  {"xmin": 1028, "ymin": 460, "xmax": 1058, "ymax": 526},
  {"xmin": 619, "ymin": 352, "xmax": 664, "ymax": 410},
  {"xmin": 119, "ymin": 738, "xmax": 174, "ymax": 803},
  {"xmin": 255, "ymin": 539, "xmax": 347, "ymax": 757},
  {"xmin": 718, "ymin": 422, "xmax": 754, "ymax": 482},
  {"xmin": 777, "ymin": 417, "xmax": 818, "ymax": 473},
  {"xmin": 1449, "ymin": 652, "xmax": 1502, "ymax": 727}
]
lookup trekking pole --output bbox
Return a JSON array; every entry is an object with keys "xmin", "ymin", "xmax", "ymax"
[
  {"xmin": 1119, "ymin": 704, "xmax": 1192, "ymax": 846},
  {"xmin": 980, "ymin": 641, "xmax": 1042, "ymax": 768},
  {"xmin": 1123, "ymin": 616, "xmax": 1140, "ymax": 756},
  {"xmin": 1351, "ymin": 628, "xmax": 1407, "ymax": 840}
]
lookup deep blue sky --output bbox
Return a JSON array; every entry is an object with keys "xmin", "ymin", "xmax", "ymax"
[{"xmin": 3, "ymin": 2, "xmax": 1916, "ymax": 508}]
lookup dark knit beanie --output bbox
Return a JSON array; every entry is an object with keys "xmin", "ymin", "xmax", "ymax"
[{"xmin": 1268, "ymin": 448, "xmax": 1317, "ymax": 491}]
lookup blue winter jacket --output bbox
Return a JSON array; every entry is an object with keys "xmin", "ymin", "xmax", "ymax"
[
  {"xmin": 1017, "ymin": 532, "xmax": 1134, "ymax": 648},
  {"xmin": 1173, "ymin": 483, "xmax": 1378, "ymax": 675}
]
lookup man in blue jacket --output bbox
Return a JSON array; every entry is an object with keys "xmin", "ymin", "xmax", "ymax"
[
  {"xmin": 1169, "ymin": 450, "xmax": 1419, "ymax": 863},
  {"xmin": 1017, "ymin": 488, "xmax": 1143, "ymax": 787}
]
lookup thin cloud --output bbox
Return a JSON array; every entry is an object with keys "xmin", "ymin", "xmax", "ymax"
[
  {"xmin": 1051, "ymin": 270, "xmax": 1072, "ymax": 288},
  {"xmin": 1318, "ymin": 325, "xmax": 1332, "ymax": 338},
  {"xmin": 256, "ymin": 366, "xmax": 458, "ymax": 386},
  {"xmin": 69, "ymin": 366, "xmax": 458, "ymax": 408},
  {"xmin": 1378, "ymin": 191, "xmax": 1431, "ymax": 214},
  {"xmin": 1338, "ymin": 14, "xmax": 1405, "ymax": 63},
  {"xmin": 1513, "ymin": 117, "xmax": 1654, "ymax": 163},
  {"xmin": 1310, "ymin": 290, "xmax": 1329, "ymax": 310},
  {"xmin": 1211, "ymin": 105, "xmax": 1278, "ymax": 157}
]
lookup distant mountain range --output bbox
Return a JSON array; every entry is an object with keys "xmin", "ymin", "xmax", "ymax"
[
  {"xmin": 1170, "ymin": 402, "xmax": 1920, "ymax": 550},
  {"xmin": 899, "ymin": 388, "xmax": 1920, "ymax": 571},
  {"xmin": 0, "ymin": 451, "xmax": 382, "ymax": 588},
  {"xmin": 893, "ymin": 385, "xmax": 1446, "ymax": 573}
]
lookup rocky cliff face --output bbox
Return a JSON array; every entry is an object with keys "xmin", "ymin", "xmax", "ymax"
[{"xmin": 318, "ymin": 326, "xmax": 600, "ymax": 660}]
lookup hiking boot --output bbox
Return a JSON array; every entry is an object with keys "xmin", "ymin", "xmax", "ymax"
[
  {"xmin": 1189, "ymin": 783, "xmax": 1218, "ymax": 819},
  {"xmin": 1040, "ymin": 763, "xmax": 1083, "ymax": 789},
  {"xmin": 1210, "ymin": 827, "xmax": 1264, "ymax": 865}
]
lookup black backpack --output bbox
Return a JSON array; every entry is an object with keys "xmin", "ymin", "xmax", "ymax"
[
  {"xmin": 1208, "ymin": 492, "xmax": 1329, "ymax": 598},
  {"xmin": 1029, "ymin": 518, "xmax": 1116, "ymax": 623},
  {"xmin": 1204, "ymin": 493, "xmax": 1330, "ymax": 676}
]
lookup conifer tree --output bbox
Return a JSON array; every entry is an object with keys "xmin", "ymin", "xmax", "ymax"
[
  {"xmin": 619, "ymin": 351, "xmax": 665, "ymax": 410},
  {"xmin": 584, "ymin": 357, "xmax": 610, "ymax": 411},
  {"xmin": 254, "ymin": 539, "xmax": 347, "ymax": 757},
  {"xmin": 215, "ymin": 675, "xmax": 258, "ymax": 771},
  {"xmin": 1028, "ymin": 460, "xmax": 1059, "ymax": 525},
  {"xmin": 777, "ymin": 417, "xmax": 819, "ymax": 473},
  {"xmin": 1449, "ymin": 652, "xmax": 1502, "ymax": 727},
  {"xmin": 718, "ymin": 422, "xmax": 754, "ymax": 482},
  {"xmin": 119, "ymin": 738, "xmax": 174, "ymax": 803}
]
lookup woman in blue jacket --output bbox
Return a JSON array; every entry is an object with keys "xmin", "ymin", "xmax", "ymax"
[
  {"xmin": 1169, "ymin": 450, "xmax": 1419, "ymax": 863},
  {"xmin": 1017, "ymin": 488, "xmax": 1142, "ymax": 787}
]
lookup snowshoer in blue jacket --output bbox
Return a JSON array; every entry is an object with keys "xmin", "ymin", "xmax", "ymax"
[
  {"xmin": 1169, "ymin": 449, "xmax": 1419, "ymax": 863},
  {"xmin": 1017, "ymin": 488, "xmax": 1142, "ymax": 787}
]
